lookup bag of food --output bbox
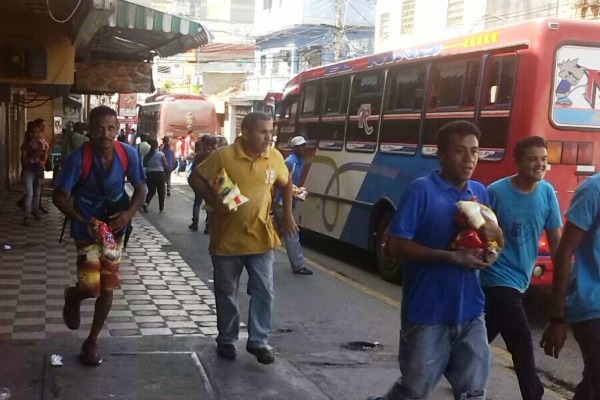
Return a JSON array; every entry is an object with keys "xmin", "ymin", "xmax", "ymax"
[
  {"xmin": 90, "ymin": 218, "xmax": 119, "ymax": 261},
  {"xmin": 292, "ymin": 185, "xmax": 308, "ymax": 201},
  {"xmin": 449, "ymin": 201, "xmax": 502, "ymax": 263},
  {"xmin": 212, "ymin": 169, "xmax": 249, "ymax": 211}
]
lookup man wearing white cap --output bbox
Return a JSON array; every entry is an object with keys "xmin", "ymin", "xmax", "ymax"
[{"xmin": 273, "ymin": 136, "xmax": 312, "ymax": 275}]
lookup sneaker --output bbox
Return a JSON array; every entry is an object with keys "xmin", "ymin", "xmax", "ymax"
[
  {"xmin": 188, "ymin": 223, "xmax": 198, "ymax": 231},
  {"xmin": 246, "ymin": 345, "xmax": 275, "ymax": 365},
  {"xmin": 80, "ymin": 338, "xmax": 102, "ymax": 366},
  {"xmin": 63, "ymin": 287, "xmax": 81, "ymax": 330},
  {"xmin": 203, "ymin": 226, "xmax": 210, "ymax": 235},
  {"xmin": 293, "ymin": 267, "xmax": 313, "ymax": 275},
  {"xmin": 141, "ymin": 204, "xmax": 149, "ymax": 213},
  {"xmin": 167, "ymin": 189, "xmax": 171, "ymax": 197},
  {"xmin": 217, "ymin": 344, "xmax": 237, "ymax": 360}
]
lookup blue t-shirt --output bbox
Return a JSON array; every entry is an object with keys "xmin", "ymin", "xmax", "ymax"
[
  {"xmin": 55, "ymin": 143, "xmax": 145, "ymax": 241},
  {"xmin": 389, "ymin": 171, "xmax": 489, "ymax": 325},
  {"xmin": 274, "ymin": 152, "xmax": 303, "ymax": 205},
  {"xmin": 564, "ymin": 173, "xmax": 600, "ymax": 323},
  {"xmin": 480, "ymin": 177, "xmax": 562, "ymax": 292}
]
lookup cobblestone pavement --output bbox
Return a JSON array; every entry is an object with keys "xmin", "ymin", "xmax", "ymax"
[{"xmin": 0, "ymin": 192, "xmax": 234, "ymax": 340}]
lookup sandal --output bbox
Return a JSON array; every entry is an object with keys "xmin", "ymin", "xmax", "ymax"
[{"xmin": 80, "ymin": 339, "xmax": 102, "ymax": 366}]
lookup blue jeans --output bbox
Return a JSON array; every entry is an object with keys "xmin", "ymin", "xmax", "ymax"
[
  {"xmin": 571, "ymin": 318, "xmax": 600, "ymax": 400},
  {"xmin": 484, "ymin": 286, "xmax": 543, "ymax": 400},
  {"xmin": 272, "ymin": 204, "xmax": 306, "ymax": 271},
  {"xmin": 384, "ymin": 316, "xmax": 490, "ymax": 400},
  {"xmin": 22, "ymin": 170, "xmax": 41, "ymax": 215},
  {"xmin": 212, "ymin": 251, "xmax": 275, "ymax": 348}
]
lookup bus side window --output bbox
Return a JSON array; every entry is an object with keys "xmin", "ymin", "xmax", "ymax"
[
  {"xmin": 299, "ymin": 83, "xmax": 320, "ymax": 148},
  {"xmin": 346, "ymin": 72, "xmax": 384, "ymax": 153},
  {"xmin": 429, "ymin": 61, "xmax": 467, "ymax": 109},
  {"xmin": 318, "ymin": 79, "xmax": 349, "ymax": 151},
  {"xmin": 484, "ymin": 54, "xmax": 516, "ymax": 108},
  {"xmin": 380, "ymin": 65, "xmax": 426, "ymax": 156}
]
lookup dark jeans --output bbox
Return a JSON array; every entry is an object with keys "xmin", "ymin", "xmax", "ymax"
[
  {"xmin": 483, "ymin": 286, "xmax": 543, "ymax": 400},
  {"xmin": 146, "ymin": 171, "xmax": 166, "ymax": 211},
  {"xmin": 192, "ymin": 192, "xmax": 203, "ymax": 225},
  {"xmin": 572, "ymin": 318, "xmax": 600, "ymax": 400}
]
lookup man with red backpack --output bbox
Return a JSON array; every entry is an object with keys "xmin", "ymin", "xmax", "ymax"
[{"xmin": 53, "ymin": 106, "xmax": 147, "ymax": 366}]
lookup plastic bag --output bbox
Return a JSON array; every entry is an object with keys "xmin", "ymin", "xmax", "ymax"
[
  {"xmin": 450, "ymin": 201, "xmax": 502, "ymax": 263},
  {"xmin": 213, "ymin": 169, "xmax": 249, "ymax": 211},
  {"xmin": 90, "ymin": 218, "xmax": 119, "ymax": 261}
]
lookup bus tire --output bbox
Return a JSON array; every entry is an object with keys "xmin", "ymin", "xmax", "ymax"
[{"xmin": 375, "ymin": 212, "xmax": 403, "ymax": 285}]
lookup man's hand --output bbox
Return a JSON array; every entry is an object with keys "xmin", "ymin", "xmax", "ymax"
[
  {"xmin": 449, "ymin": 248, "xmax": 490, "ymax": 270},
  {"xmin": 540, "ymin": 323, "xmax": 568, "ymax": 359},
  {"xmin": 108, "ymin": 210, "xmax": 133, "ymax": 233},
  {"xmin": 279, "ymin": 211, "xmax": 299, "ymax": 238}
]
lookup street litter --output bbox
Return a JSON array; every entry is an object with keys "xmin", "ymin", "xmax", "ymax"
[
  {"xmin": 2, "ymin": 243, "xmax": 11, "ymax": 250},
  {"xmin": 50, "ymin": 354, "xmax": 63, "ymax": 366}
]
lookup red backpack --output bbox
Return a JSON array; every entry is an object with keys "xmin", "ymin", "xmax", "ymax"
[{"xmin": 79, "ymin": 141, "xmax": 129, "ymax": 182}]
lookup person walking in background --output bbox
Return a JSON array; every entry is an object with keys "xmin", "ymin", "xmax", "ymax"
[
  {"xmin": 160, "ymin": 136, "xmax": 176, "ymax": 196},
  {"xmin": 142, "ymin": 139, "xmax": 169, "ymax": 213},
  {"xmin": 175, "ymin": 136, "xmax": 185, "ymax": 175},
  {"xmin": 61, "ymin": 122, "xmax": 89, "ymax": 160},
  {"xmin": 184, "ymin": 129, "xmax": 194, "ymax": 160},
  {"xmin": 368, "ymin": 121, "xmax": 503, "ymax": 400},
  {"xmin": 480, "ymin": 136, "xmax": 562, "ymax": 400},
  {"xmin": 540, "ymin": 171, "xmax": 600, "ymax": 400},
  {"xmin": 273, "ymin": 135, "xmax": 312, "ymax": 275},
  {"xmin": 189, "ymin": 112, "xmax": 298, "ymax": 365},
  {"xmin": 53, "ymin": 105, "xmax": 147, "ymax": 366},
  {"xmin": 137, "ymin": 134, "xmax": 151, "ymax": 161},
  {"xmin": 188, "ymin": 134, "xmax": 217, "ymax": 233},
  {"xmin": 33, "ymin": 118, "xmax": 50, "ymax": 214},
  {"xmin": 20, "ymin": 120, "xmax": 46, "ymax": 226}
]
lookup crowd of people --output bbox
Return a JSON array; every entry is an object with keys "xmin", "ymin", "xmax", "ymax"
[{"xmin": 20, "ymin": 105, "xmax": 598, "ymax": 399}]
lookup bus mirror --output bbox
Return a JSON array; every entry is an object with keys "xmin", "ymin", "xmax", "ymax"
[{"xmin": 489, "ymin": 86, "xmax": 498, "ymax": 104}]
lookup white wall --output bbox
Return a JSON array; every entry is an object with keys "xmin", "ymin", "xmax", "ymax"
[
  {"xmin": 375, "ymin": 0, "xmax": 486, "ymax": 52},
  {"xmin": 253, "ymin": 0, "xmax": 305, "ymax": 36}
]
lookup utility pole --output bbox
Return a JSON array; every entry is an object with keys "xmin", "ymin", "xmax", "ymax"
[{"xmin": 334, "ymin": 0, "xmax": 344, "ymax": 61}]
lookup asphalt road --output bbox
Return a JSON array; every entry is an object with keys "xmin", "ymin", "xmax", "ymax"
[{"xmin": 142, "ymin": 175, "xmax": 583, "ymax": 399}]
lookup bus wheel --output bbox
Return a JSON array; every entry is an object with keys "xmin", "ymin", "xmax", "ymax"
[{"xmin": 375, "ymin": 212, "xmax": 403, "ymax": 285}]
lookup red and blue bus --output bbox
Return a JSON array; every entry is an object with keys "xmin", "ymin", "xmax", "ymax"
[{"xmin": 275, "ymin": 18, "xmax": 600, "ymax": 284}]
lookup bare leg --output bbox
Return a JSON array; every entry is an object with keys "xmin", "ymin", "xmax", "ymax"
[{"xmin": 88, "ymin": 290, "xmax": 113, "ymax": 341}]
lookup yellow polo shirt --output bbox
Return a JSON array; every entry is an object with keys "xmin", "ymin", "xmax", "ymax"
[{"xmin": 198, "ymin": 139, "xmax": 289, "ymax": 255}]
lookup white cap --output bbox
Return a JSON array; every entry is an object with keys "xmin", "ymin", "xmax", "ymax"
[{"xmin": 290, "ymin": 136, "xmax": 307, "ymax": 147}]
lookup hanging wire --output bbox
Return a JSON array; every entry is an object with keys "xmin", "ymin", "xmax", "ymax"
[{"xmin": 46, "ymin": 0, "xmax": 82, "ymax": 23}]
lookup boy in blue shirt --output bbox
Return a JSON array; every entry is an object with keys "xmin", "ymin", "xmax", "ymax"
[
  {"xmin": 541, "ymin": 172, "xmax": 600, "ymax": 399},
  {"xmin": 481, "ymin": 136, "xmax": 562, "ymax": 400},
  {"xmin": 53, "ymin": 106, "xmax": 147, "ymax": 366},
  {"xmin": 369, "ymin": 120, "xmax": 503, "ymax": 400}
]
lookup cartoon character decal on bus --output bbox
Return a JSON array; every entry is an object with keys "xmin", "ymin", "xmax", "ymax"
[
  {"xmin": 358, "ymin": 104, "xmax": 374, "ymax": 135},
  {"xmin": 554, "ymin": 58, "xmax": 586, "ymax": 107},
  {"xmin": 552, "ymin": 45, "xmax": 600, "ymax": 129}
]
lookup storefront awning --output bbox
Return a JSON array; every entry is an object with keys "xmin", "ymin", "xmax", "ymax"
[{"xmin": 77, "ymin": 0, "xmax": 213, "ymax": 63}]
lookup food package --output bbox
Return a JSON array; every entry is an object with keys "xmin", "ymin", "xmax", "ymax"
[
  {"xmin": 292, "ymin": 185, "xmax": 308, "ymax": 201},
  {"xmin": 450, "ymin": 201, "xmax": 502, "ymax": 263},
  {"xmin": 213, "ymin": 169, "xmax": 249, "ymax": 211},
  {"xmin": 90, "ymin": 218, "xmax": 119, "ymax": 261}
]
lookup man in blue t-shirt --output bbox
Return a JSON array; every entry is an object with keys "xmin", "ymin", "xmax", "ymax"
[
  {"xmin": 541, "ymin": 172, "xmax": 600, "ymax": 399},
  {"xmin": 273, "ymin": 136, "xmax": 312, "ymax": 275},
  {"xmin": 481, "ymin": 136, "xmax": 562, "ymax": 400},
  {"xmin": 53, "ymin": 106, "xmax": 147, "ymax": 366},
  {"xmin": 369, "ymin": 121, "xmax": 503, "ymax": 400}
]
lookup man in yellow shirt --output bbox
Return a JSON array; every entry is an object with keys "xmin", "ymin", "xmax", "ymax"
[{"xmin": 189, "ymin": 112, "xmax": 297, "ymax": 364}]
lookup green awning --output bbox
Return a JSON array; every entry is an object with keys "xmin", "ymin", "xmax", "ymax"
[{"xmin": 78, "ymin": 0, "xmax": 212, "ymax": 62}]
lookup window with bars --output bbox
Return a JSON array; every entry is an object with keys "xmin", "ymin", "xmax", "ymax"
[
  {"xmin": 379, "ymin": 12, "xmax": 390, "ymax": 41},
  {"xmin": 401, "ymin": 0, "xmax": 415, "ymax": 34},
  {"xmin": 446, "ymin": 0, "xmax": 464, "ymax": 27}
]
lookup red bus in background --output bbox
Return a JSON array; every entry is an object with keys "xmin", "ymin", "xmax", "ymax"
[
  {"xmin": 275, "ymin": 18, "xmax": 600, "ymax": 285},
  {"xmin": 138, "ymin": 93, "xmax": 218, "ymax": 141}
]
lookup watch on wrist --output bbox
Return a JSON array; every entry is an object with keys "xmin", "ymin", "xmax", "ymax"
[{"xmin": 549, "ymin": 316, "xmax": 566, "ymax": 324}]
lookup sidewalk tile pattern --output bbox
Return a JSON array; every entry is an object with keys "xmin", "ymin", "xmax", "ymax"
[{"xmin": 0, "ymin": 193, "xmax": 238, "ymax": 340}]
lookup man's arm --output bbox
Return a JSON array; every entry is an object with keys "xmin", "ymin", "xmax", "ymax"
[
  {"xmin": 107, "ymin": 181, "xmax": 148, "ymax": 233},
  {"xmin": 276, "ymin": 171, "xmax": 298, "ymax": 237},
  {"xmin": 387, "ymin": 237, "xmax": 490, "ymax": 269},
  {"xmin": 546, "ymin": 228, "xmax": 562, "ymax": 260},
  {"xmin": 539, "ymin": 221, "xmax": 585, "ymax": 359},
  {"xmin": 53, "ymin": 189, "xmax": 93, "ymax": 235},
  {"xmin": 189, "ymin": 171, "xmax": 229, "ymax": 213}
]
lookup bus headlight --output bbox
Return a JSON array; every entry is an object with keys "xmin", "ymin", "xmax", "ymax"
[{"xmin": 532, "ymin": 265, "xmax": 545, "ymax": 278}]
